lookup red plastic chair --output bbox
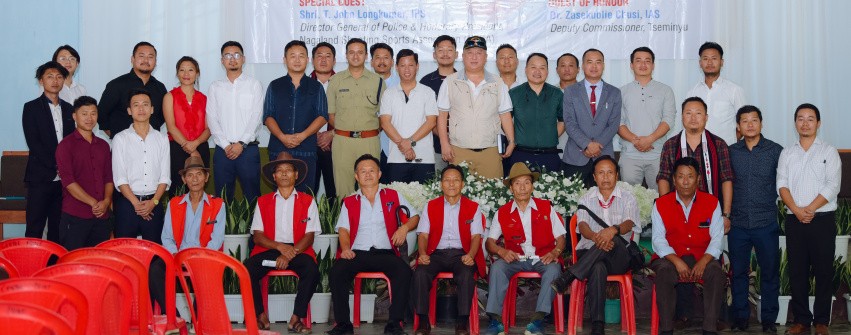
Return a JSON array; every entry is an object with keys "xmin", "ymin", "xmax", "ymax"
[
  {"xmin": 97, "ymin": 238, "xmax": 188, "ymax": 335},
  {"xmin": 501, "ymin": 271, "xmax": 565, "ymax": 333},
  {"xmin": 33, "ymin": 262, "xmax": 133, "ymax": 335},
  {"xmin": 0, "ymin": 302, "xmax": 76, "ymax": 335},
  {"xmin": 174, "ymin": 247, "xmax": 277, "ymax": 335},
  {"xmin": 0, "ymin": 278, "xmax": 88, "ymax": 335},
  {"xmin": 260, "ymin": 270, "xmax": 312, "ymax": 326},
  {"xmin": 0, "ymin": 237, "xmax": 67, "ymax": 277},
  {"xmin": 0, "ymin": 256, "xmax": 19, "ymax": 278},
  {"xmin": 650, "ymin": 277, "xmax": 703, "ymax": 335},
  {"xmin": 566, "ymin": 214, "xmax": 636, "ymax": 335},
  {"xmin": 352, "ymin": 272, "xmax": 392, "ymax": 328},
  {"xmin": 412, "ymin": 272, "xmax": 480, "ymax": 334}
]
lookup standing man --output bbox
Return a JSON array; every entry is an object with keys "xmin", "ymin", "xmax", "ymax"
[
  {"xmin": 245, "ymin": 152, "xmax": 320, "ymax": 332},
  {"xmin": 264, "ymin": 40, "xmax": 328, "ymax": 193},
  {"xmin": 207, "ymin": 41, "xmax": 263, "ymax": 203},
  {"xmin": 562, "ymin": 49, "xmax": 622, "ymax": 187},
  {"xmin": 686, "ymin": 42, "xmax": 745, "ymax": 145},
  {"xmin": 55, "ymin": 96, "xmax": 113, "ymax": 250},
  {"xmin": 507, "ymin": 53, "xmax": 564, "ymax": 173},
  {"xmin": 379, "ymin": 49, "xmax": 437, "ymax": 183},
  {"xmin": 311, "ymin": 42, "xmax": 337, "ymax": 198},
  {"xmin": 556, "ymin": 53, "xmax": 580, "ymax": 90},
  {"xmin": 419, "ymin": 35, "xmax": 458, "ymax": 174},
  {"xmin": 325, "ymin": 154, "xmax": 419, "ymax": 335},
  {"xmin": 99, "ymin": 41, "xmax": 167, "ymax": 138},
  {"xmin": 327, "ymin": 38, "xmax": 386, "ymax": 198},
  {"xmin": 777, "ymin": 104, "xmax": 840, "ymax": 335},
  {"xmin": 437, "ymin": 36, "xmax": 515, "ymax": 179},
  {"xmin": 618, "ymin": 47, "xmax": 676, "ymax": 190},
  {"xmin": 496, "ymin": 44, "xmax": 520, "ymax": 89},
  {"xmin": 112, "ymin": 89, "xmax": 170, "ymax": 243},
  {"xmin": 22, "ymin": 61, "xmax": 75, "ymax": 242},
  {"xmin": 728, "ymin": 105, "xmax": 783, "ymax": 333},
  {"xmin": 370, "ymin": 43, "xmax": 398, "ymax": 184},
  {"xmin": 484, "ymin": 162, "xmax": 566, "ymax": 335}
]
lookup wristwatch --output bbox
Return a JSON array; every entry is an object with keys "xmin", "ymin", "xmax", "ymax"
[
  {"xmin": 153, "ymin": 199, "xmax": 160, "ymax": 206},
  {"xmin": 611, "ymin": 224, "xmax": 621, "ymax": 234},
  {"xmin": 408, "ymin": 137, "xmax": 417, "ymax": 147},
  {"xmin": 238, "ymin": 141, "xmax": 247, "ymax": 149},
  {"xmin": 722, "ymin": 212, "xmax": 731, "ymax": 219}
]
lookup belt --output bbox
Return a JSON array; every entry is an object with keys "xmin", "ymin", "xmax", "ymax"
[
  {"xmin": 515, "ymin": 146, "xmax": 562, "ymax": 154},
  {"xmin": 468, "ymin": 147, "xmax": 490, "ymax": 152},
  {"xmin": 134, "ymin": 194, "xmax": 155, "ymax": 202},
  {"xmin": 335, "ymin": 129, "xmax": 380, "ymax": 138}
]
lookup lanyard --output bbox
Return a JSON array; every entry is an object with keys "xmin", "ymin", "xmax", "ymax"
[{"xmin": 680, "ymin": 131, "xmax": 713, "ymax": 195}]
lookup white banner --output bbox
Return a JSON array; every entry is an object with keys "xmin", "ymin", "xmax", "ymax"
[{"xmin": 245, "ymin": 0, "xmax": 714, "ymax": 63}]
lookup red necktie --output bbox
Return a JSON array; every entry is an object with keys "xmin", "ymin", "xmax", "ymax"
[{"xmin": 590, "ymin": 85, "xmax": 597, "ymax": 118}]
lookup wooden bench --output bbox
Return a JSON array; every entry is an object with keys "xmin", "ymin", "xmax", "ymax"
[{"xmin": 0, "ymin": 151, "xmax": 27, "ymax": 239}]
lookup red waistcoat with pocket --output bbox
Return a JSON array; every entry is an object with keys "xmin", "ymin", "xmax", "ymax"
[
  {"xmin": 338, "ymin": 188, "xmax": 409, "ymax": 258},
  {"xmin": 652, "ymin": 191, "xmax": 718, "ymax": 260},
  {"xmin": 424, "ymin": 196, "xmax": 487, "ymax": 277},
  {"xmin": 249, "ymin": 191, "xmax": 317, "ymax": 261},
  {"xmin": 169, "ymin": 194, "xmax": 224, "ymax": 251},
  {"xmin": 497, "ymin": 198, "xmax": 560, "ymax": 257}
]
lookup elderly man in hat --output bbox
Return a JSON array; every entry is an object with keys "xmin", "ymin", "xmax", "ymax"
[
  {"xmin": 483, "ymin": 162, "xmax": 567, "ymax": 335},
  {"xmin": 244, "ymin": 152, "xmax": 320, "ymax": 332}
]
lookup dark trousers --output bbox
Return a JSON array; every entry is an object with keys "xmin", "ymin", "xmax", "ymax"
[
  {"xmin": 330, "ymin": 248, "xmax": 412, "ymax": 324},
  {"xmin": 379, "ymin": 151, "xmax": 391, "ymax": 184},
  {"xmin": 169, "ymin": 140, "xmax": 210, "ymax": 196},
  {"xmin": 561, "ymin": 160, "xmax": 594, "ymax": 188},
  {"xmin": 25, "ymin": 180, "xmax": 63, "ymax": 242},
  {"xmin": 60, "ymin": 213, "xmax": 111, "ymax": 251},
  {"xmin": 269, "ymin": 151, "xmax": 317, "ymax": 195},
  {"xmin": 244, "ymin": 250, "xmax": 319, "ymax": 318},
  {"xmin": 315, "ymin": 147, "xmax": 336, "ymax": 199},
  {"xmin": 507, "ymin": 151, "xmax": 562, "ymax": 174},
  {"xmin": 386, "ymin": 163, "xmax": 435, "ymax": 184},
  {"xmin": 113, "ymin": 194, "xmax": 165, "ymax": 244},
  {"xmin": 149, "ymin": 257, "xmax": 169, "ymax": 315},
  {"xmin": 786, "ymin": 212, "xmax": 836, "ymax": 325},
  {"xmin": 213, "ymin": 145, "xmax": 260, "ymax": 203},
  {"xmin": 651, "ymin": 255, "xmax": 725, "ymax": 332},
  {"xmin": 729, "ymin": 224, "xmax": 780, "ymax": 323},
  {"xmin": 571, "ymin": 243, "xmax": 631, "ymax": 323},
  {"xmin": 413, "ymin": 249, "xmax": 476, "ymax": 316}
]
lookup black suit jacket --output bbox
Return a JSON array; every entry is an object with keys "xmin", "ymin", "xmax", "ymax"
[{"xmin": 22, "ymin": 94, "xmax": 75, "ymax": 183}]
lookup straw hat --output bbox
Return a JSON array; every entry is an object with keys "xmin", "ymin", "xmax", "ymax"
[{"xmin": 503, "ymin": 162, "xmax": 540, "ymax": 187}]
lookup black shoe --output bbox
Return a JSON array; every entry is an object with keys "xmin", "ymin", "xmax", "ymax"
[
  {"xmin": 702, "ymin": 331, "xmax": 718, "ymax": 335},
  {"xmin": 762, "ymin": 323, "xmax": 777, "ymax": 333},
  {"xmin": 591, "ymin": 321, "xmax": 605, "ymax": 335},
  {"xmin": 550, "ymin": 272, "xmax": 576, "ymax": 294},
  {"xmin": 733, "ymin": 318, "xmax": 749, "ymax": 331},
  {"xmin": 384, "ymin": 322, "xmax": 408, "ymax": 335},
  {"xmin": 674, "ymin": 317, "xmax": 692, "ymax": 330},
  {"xmin": 326, "ymin": 322, "xmax": 354, "ymax": 335}
]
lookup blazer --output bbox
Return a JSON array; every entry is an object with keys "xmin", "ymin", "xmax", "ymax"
[
  {"xmin": 561, "ymin": 79, "xmax": 622, "ymax": 165},
  {"xmin": 22, "ymin": 94, "xmax": 75, "ymax": 183}
]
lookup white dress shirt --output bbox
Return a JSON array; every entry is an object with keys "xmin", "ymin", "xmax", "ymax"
[
  {"xmin": 651, "ymin": 192, "xmax": 724, "ymax": 259},
  {"xmin": 112, "ymin": 125, "xmax": 171, "ymax": 194},
  {"xmin": 488, "ymin": 199, "xmax": 567, "ymax": 262},
  {"xmin": 379, "ymin": 84, "xmax": 438, "ymax": 164},
  {"xmin": 250, "ymin": 191, "xmax": 321, "ymax": 243},
  {"xmin": 207, "ymin": 74, "xmax": 264, "ymax": 149},
  {"xmin": 575, "ymin": 186, "xmax": 642, "ymax": 250},
  {"xmin": 776, "ymin": 137, "xmax": 842, "ymax": 213},
  {"xmin": 48, "ymin": 101, "xmax": 64, "ymax": 181},
  {"xmin": 686, "ymin": 77, "xmax": 746, "ymax": 145},
  {"xmin": 335, "ymin": 188, "xmax": 419, "ymax": 251},
  {"xmin": 58, "ymin": 81, "xmax": 87, "ymax": 106},
  {"xmin": 416, "ymin": 198, "xmax": 484, "ymax": 250}
]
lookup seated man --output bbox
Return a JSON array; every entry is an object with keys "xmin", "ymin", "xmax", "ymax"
[
  {"xmin": 413, "ymin": 164, "xmax": 486, "ymax": 335},
  {"xmin": 326, "ymin": 154, "xmax": 420, "ymax": 335},
  {"xmin": 550, "ymin": 155, "xmax": 641, "ymax": 335},
  {"xmin": 651, "ymin": 157, "xmax": 725, "ymax": 335},
  {"xmin": 244, "ymin": 152, "xmax": 320, "ymax": 332},
  {"xmin": 484, "ymin": 162, "xmax": 567, "ymax": 335}
]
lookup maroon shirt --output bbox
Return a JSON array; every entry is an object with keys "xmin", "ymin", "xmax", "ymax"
[{"xmin": 56, "ymin": 130, "xmax": 113, "ymax": 219}]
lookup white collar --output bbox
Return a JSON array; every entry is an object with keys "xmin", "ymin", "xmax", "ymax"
[{"xmin": 511, "ymin": 198, "xmax": 538, "ymax": 213}]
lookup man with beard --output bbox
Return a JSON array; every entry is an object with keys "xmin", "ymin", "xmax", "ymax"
[
  {"xmin": 686, "ymin": 42, "xmax": 745, "ymax": 145},
  {"xmin": 98, "ymin": 41, "xmax": 167, "ymax": 137}
]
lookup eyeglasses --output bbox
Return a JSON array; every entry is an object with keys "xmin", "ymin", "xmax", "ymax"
[
  {"xmin": 222, "ymin": 53, "xmax": 243, "ymax": 60},
  {"xmin": 57, "ymin": 56, "xmax": 77, "ymax": 63}
]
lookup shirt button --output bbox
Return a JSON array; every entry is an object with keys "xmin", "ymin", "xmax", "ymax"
[{"xmin": 686, "ymin": 247, "xmax": 691, "ymax": 250}]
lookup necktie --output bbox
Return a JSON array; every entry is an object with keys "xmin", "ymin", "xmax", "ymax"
[{"xmin": 590, "ymin": 85, "xmax": 597, "ymax": 118}]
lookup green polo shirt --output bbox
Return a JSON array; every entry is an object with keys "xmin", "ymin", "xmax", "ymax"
[
  {"xmin": 509, "ymin": 82, "xmax": 564, "ymax": 148},
  {"xmin": 326, "ymin": 69, "xmax": 386, "ymax": 131}
]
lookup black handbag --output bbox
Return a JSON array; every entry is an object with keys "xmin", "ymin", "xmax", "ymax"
[{"xmin": 577, "ymin": 204, "xmax": 646, "ymax": 272}]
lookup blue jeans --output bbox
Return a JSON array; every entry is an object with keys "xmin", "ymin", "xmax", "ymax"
[
  {"xmin": 728, "ymin": 224, "xmax": 780, "ymax": 323},
  {"xmin": 485, "ymin": 259, "xmax": 561, "ymax": 315},
  {"xmin": 269, "ymin": 150, "xmax": 317, "ymax": 195},
  {"xmin": 213, "ymin": 145, "xmax": 260, "ymax": 203}
]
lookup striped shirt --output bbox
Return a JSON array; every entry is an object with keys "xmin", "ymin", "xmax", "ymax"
[
  {"xmin": 575, "ymin": 185, "xmax": 642, "ymax": 250},
  {"xmin": 777, "ymin": 137, "xmax": 841, "ymax": 213}
]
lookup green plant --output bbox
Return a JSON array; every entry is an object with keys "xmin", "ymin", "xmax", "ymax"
[
  {"xmin": 316, "ymin": 246, "xmax": 334, "ymax": 293},
  {"xmin": 225, "ymin": 196, "xmax": 252, "ymax": 235},
  {"xmin": 316, "ymin": 194, "xmax": 342, "ymax": 235},
  {"xmin": 269, "ymin": 275, "xmax": 298, "ymax": 294},
  {"xmin": 777, "ymin": 199, "xmax": 787, "ymax": 236},
  {"xmin": 835, "ymin": 200, "xmax": 851, "ymax": 236},
  {"xmin": 843, "ymin": 258, "xmax": 851, "ymax": 289},
  {"xmin": 779, "ymin": 248, "xmax": 791, "ymax": 296},
  {"xmin": 223, "ymin": 246, "xmax": 244, "ymax": 294}
]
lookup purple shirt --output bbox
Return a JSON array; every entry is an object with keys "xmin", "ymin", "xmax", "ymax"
[{"xmin": 56, "ymin": 130, "xmax": 113, "ymax": 219}]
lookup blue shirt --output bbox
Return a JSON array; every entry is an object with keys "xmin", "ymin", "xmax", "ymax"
[
  {"xmin": 729, "ymin": 136, "xmax": 783, "ymax": 229},
  {"xmin": 161, "ymin": 193, "xmax": 227, "ymax": 254},
  {"xmin": 263, "ymin": 74, "xmax": 329, "ymax": 157}
]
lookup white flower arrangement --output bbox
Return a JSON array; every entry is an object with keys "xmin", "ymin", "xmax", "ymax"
[{"xmin": 615, "ymin": 181, "xmax": 660, "ymax": 226}]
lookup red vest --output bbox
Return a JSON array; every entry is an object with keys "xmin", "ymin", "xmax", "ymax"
[
  {"xmin": 497, "ymin": 198, "xmax": 561, "ymax": 257},
  {"xmin": 339, "ymin": 189, "xmax": 408, "ymax": 258},
  {"xmin": 249, "ymin": 191, "xmax": 317, "ymax": 260},
  {"xmin": 425, "ymin": 196, "xmax": 487, "ymax": 277},
  {"xmin": 169, "ymin": 194, "xmax": 224, "ymax": 251},
  {"xmin": 653, "ymin": 191, "xmax": 718, "ymax": 260}
]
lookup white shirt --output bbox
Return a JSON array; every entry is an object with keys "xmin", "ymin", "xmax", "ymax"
[
  {"xmin": 776, "ymin": 137, "xmax": 842, "ymax": 213},
  {"xmin": 575, "ymin": 186, "xmax": 642, "ymax": 250},
  {"xmin": 379, "ymin": 73, "xmax": 400, "ymax": 155},
  {"xmin": 651, "ymin": 192, "xmax": 724, "ymax": 259},
  {"xmin": 436, "ymin": 73, "xmax": 512, "ymax": 114},
  {"xmin": 48, "ymin": 102, "xmax": 64, "ymax": 181},
  {"xmin": 379, "ymin": 84, "xmax": 438, "ymax": 164},
  {"xmin": 335, "ymin": 188, "xmax": 419, "ymax": 251},
  {"xmin": 250, "ymin": 191, "xmax": 321, "ymax": 243},
  {"xmin": 207, "ymin": 74, "xmax": 264, "ymax": 149},
  {"xmin": 488, "ymin": 199, "xmax": 567, "ymax": 262},
  {"xmin": 416, "ymin": 198, "xmax": 484, "ymax": 250},
  {"xmin": 58, "ymin": 81, "xmax": 87, "ymax": 106},
  {"xmin": 319, "ymin": 79, "xmax": 331, "ymax": 132},
  {"xmin": 112, "ymin": 125, "xmax": 171, "ymax": 194},
  {"xmin": 686, "ymin": 77, "xmax": 746, "ymax": 145}
]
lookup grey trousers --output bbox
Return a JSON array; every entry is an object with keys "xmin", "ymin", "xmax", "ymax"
[
  {"xmin": 485, "ymin": 258, "xmax": 561, "ymax": 315},
  {"xmin": 651, "ymin": 255, "xmax": 725, "ymax": 332},
  {"xmin": 618, "ymin": 156, "xmax": 660, "ymax": 191}
]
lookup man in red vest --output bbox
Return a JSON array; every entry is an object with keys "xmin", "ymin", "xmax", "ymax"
[
  {"xmin": 412, "ymin": 165, "xmax": 486, "ymax": 335},
  {"xmin": 326, "ymin": 154, "xmax": 420, "ymax": 335},
  {"xmin": 244, "ymin": 152, "xmax": 320, "ymax": 332},
  {"xmin": 483, "ymin": 162, "xmax": 567, "ymax": 335},
  {"xmin": 651, "ymin": 157, "xmax": 725, "ymax": 335}
]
